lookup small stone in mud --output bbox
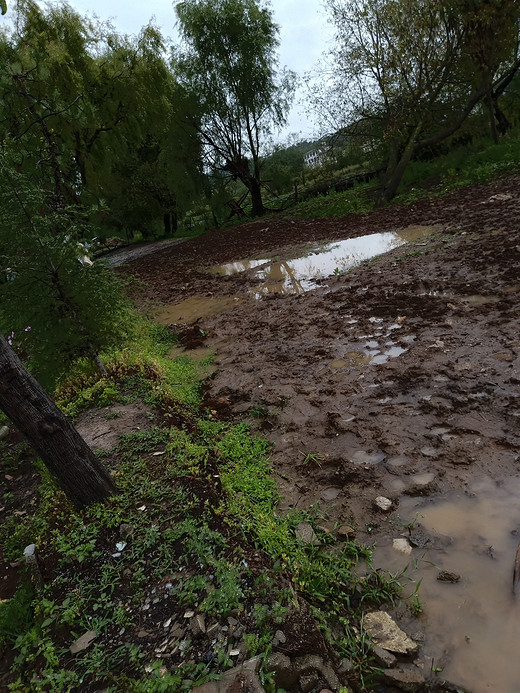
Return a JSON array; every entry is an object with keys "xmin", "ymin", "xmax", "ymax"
[
  {"xmin": 375, "ymin": 496, "xmax": 393, "ymax": 512},
  {"xmin": 336, "ymin": 525, "xmax": 356, "ymax": 539},
  {"xmin": 371, "ymin": 644, "xmax": 397, "ymax": 668},
  {"xmin": 364, "ymin": 612, "xmax": 418, "ymax": 655},
  {"xmin": 437, "ymin": 570, "xmax": 461, "ymax": 583},
  {"xmin": 393, "ymin": 538, "xmax": 412, "ymax": 555},
  {"xmin": 408, "ymin": 526, "xmax": 431, "ymax": 549},
  {"xmin": 295, "ymin": 522, "xmax": 320, "ymax": 545}
]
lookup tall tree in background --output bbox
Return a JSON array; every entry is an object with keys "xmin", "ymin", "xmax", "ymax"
[
  {"xmin": 173, "ymin": 0, "xmax": 295, "ymax": 217},
  {"xmin": 314, "ymin": 0, "xmax": 520, "ymax": 205}
]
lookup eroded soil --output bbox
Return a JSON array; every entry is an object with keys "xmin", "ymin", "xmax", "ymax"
[{"xmin": 121, "ymin": 175, "xmax": 520, "ymax": 692}]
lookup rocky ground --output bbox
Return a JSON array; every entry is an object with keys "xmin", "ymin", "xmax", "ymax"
[{"xmin": 117, "ymin": 175, "xmax": 520, "ymax": 693}]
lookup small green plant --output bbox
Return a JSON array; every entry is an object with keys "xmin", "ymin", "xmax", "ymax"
[{"xmin": 299, "ymin": 450, "xmax": 326, "ymax": 467}]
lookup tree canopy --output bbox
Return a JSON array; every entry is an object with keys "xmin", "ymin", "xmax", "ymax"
[
  {"xmin": 313, "ymin": 0, "xmax": 520, "ymax": 203},
  {"xmin": 173, "ymin": 0, "xmax": 295, "ymax": 216}
]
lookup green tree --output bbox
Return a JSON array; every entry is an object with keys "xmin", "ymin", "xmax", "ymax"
[
  {"xmin": 315, "ymin": 0, "xmax": 520, "ymax": 205},
  {"xmin": 173, "ymin": 0, "xmax": 295, "ymax": 217}
]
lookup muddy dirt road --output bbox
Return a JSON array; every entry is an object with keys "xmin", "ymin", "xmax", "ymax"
[{"xmin": 122, "ymin": 176, "xmax": 520, "ymax": 693}]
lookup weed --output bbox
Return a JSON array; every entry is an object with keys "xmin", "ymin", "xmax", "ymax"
[{"xmin": 299, "ymin": 450, "xmax": 326, "ymax": 467}]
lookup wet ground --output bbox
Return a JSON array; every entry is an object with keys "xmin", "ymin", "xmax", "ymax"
[{"xmin": 121, "ymin": 175, "xmax": 520, "ymax": 693}]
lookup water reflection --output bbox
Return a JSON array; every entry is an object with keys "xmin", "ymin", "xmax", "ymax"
[{"xmin": 211, "ymin": 226, "xmax": 437, "ymax": 296}]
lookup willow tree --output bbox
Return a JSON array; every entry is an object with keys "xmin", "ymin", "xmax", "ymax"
[{"xmin": 173, "ymin": 0, "xmax": 294, "ymax": 217}]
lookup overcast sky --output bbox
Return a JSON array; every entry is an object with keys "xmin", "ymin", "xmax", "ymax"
[{"xmin": 45, "ymin": 0, "xmax": 332, "ymax": 142}]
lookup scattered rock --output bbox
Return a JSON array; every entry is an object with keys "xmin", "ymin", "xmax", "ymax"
[
  {"xmin": 383, "ymin": 664, "xmax": 426, "ymax": 692},
  {"xmin": 295, "ymin": 522, "xmax": 320, "ymax": 545},
  {"xmin": 292, "ymin": 655, "xmax": 341, "ymax": 691},
  {"xmin": 437, "ymin": 570, "xmax": 461, "ymax": 583},
  {"xmin": 336, "ymin": 525, "xmax": 356, "ymax": 540},
  {"xmin": 192, "ymin": 656, "xmax": 263, "ymax": 693},
  {"xmin": 374, "ymin": 496, "xmax": 393, "ymax": 512},
  {"xmin": 393, "ymin": 538, "xmax": 413, "ymax": 555},
  {"xmin": 371, "ymin": 644, "xmax": 397, "ymax": 668},
  {"xmin": 206, "ymin": 622, "xmax": 220, "ymax": 638},
  {"xmin": 364, "ymin": 612, "xmax": 418, "ymax": 656},
  {"xmin": 408, "ymin": 526, "xmax": 431, "ymax": 549},
  {"xmin": 190, "ymin": 614, "xmax": 206, "ymax": 637},
  {"xmin": 24, "ymin": 543, "xmax": 42, "ymax": 588},
  {"xmin": 273, "ymin": 629, "xmax": 287, "ymax": 646},
  {"xmin": 70, "ymin": 630, "xmax": 98, "ymax": 654},
  {"xmin": 266, "ymin": 652, "xmax": 297, "ymax": 689},
  {"xmin": 300, "ymin": 672, "xmax": 319, "ymax": 693},
  {"xmin": 119, "ymin": 523, "xmax": 134, "ymax": 538}
]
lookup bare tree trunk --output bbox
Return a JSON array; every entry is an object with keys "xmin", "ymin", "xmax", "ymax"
[
  {"xmin": 248, "ymin": 177, "xmax": 265, "ymax": 217},
  {"xmin": 0, "ymin": 331, "xmax": 117, "ymax": 508},
  {"xmin": 377, "ymin": 122, "xmax": 423, "ymax": 207}
]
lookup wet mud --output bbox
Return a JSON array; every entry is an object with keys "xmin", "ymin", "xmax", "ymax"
[{"xmin": 123, "ymin": 175, "xmax": 520, "ymax": 692}]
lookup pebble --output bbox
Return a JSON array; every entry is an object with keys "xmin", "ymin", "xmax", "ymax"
[{"xmin": 375, "ymin": 496, "xmax": 393, "ymax": 512}]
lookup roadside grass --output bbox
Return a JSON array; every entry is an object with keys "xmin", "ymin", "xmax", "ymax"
[
  {"xmin": 0, "ymin": 321, "xmax": 405, "ymax": 692},
  {"xmin": 275, "ymin": 131, "xmax": 520, "ymax": 222}
]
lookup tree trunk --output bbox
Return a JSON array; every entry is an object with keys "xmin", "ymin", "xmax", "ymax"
[
  {"xmin": 486, "ymin": 90, "xmax": 499, "ymax": 145},
  {"xmin": 248, "ymin": 177, "xmax": 265, "ymax": 217},
  {"xmin": 163, "ymin": 212, "xmax": 171, "ymax": 236},
  {"xmin": 0, "ymin": 331, "xmax": 117, "ymax": 508},
  {"xmin": 377, "ymin": 122, "xmax": 423, "ymax": 207}
]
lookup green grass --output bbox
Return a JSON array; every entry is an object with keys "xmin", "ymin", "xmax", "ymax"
[{"xmin": 1, "ymin": 353, "xmax": 406, "ymax": 692}]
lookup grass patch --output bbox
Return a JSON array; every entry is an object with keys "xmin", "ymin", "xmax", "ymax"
[{"xmin": 1, "ymin": 327, "xmax": 408, "ymax": 691}]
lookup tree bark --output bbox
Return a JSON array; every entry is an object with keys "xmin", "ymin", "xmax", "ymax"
[
  {"xmin": 0, "ymin": 330, "xmax": 117, "ymax": 508},
  {"xmin": 248, "ymin": 177, "xmax": 265, "ymax": 217},
  {"xmin": 377, "ymin": 121, "xmax": 423, "ymax": 207}
]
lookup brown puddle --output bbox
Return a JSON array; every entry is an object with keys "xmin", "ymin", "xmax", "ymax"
[
  {"xmin": 373, "ymin": 476, "xmax": 520, "ymax": 693},
  {"xmin": 155, "ymin": 296, "xmax": 241, "ymax": 324},
  {"xmin": 212, "ymin": 226, "xmax": 439, "ymax": 297}
]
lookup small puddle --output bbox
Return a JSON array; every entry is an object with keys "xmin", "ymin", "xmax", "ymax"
[
  {"xmin": 332, "ymin": 341, "xmax": 410, "ymax": 369},
  {"xmin": 212, "ymin": 226, "xmax": 438, "ymax": 296},
  {"xmin": 155, "ymin": 296, "xmax": 240, "ymax": 324},
  {"xmin": 373, "ymin": 477, "xmax": 520, "ymax": 693}
]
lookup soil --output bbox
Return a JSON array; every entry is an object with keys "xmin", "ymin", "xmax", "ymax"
[{"xmin": 121, "ymin": 175, "xmax": 520, "ymax": 553}]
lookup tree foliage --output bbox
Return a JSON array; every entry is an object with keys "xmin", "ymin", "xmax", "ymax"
[
  {"xmin": 173, "ymin": 0, "xmax": 295, "ymax": 216},
  {"xmin": 313, "ymin": 0, "xmax": 520, "ymax": 204}
]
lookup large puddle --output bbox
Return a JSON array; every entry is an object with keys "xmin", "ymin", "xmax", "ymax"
[
  {"xmin": 212, "ymin": 225, "xmax": 438, "ymax": 296},
  {"xmin": 373, "ymin": 476, "xmax": 520, "ymax": 693}
]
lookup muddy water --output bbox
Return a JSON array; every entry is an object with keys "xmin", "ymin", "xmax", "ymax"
[
  {"xmin": 212, "ymin": 225, "xmax": 438, "ymax": 296},
  {"xmin": 155, "ymin": 296, "xmax": 241, "ymax": 324},
  {"xmin": 373, "ymin": 477, "xmax": 520, "ymax": 693}
]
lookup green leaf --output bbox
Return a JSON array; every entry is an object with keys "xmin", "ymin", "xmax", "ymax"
[{"xmin": 0, "ymin": 1, "xmax": 7, "ymax": 16}]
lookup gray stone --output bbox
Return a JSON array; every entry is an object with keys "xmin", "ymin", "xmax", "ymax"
[
  {"xmin": 192, "ymin": 656, "xmax": 263, "ymax": 693},
  {"xmin": 293, "ymin": 655, "xmax": 341, "ymax": 691},
  {"xmin": 300, "ymin": 672, "xmax": 319, "ymax": 693},
  {"xmin": 363, "ymin": 612, "xmax": 418, "ymax": 656},
  {"xmin": 24, "ymin": 544, "xmax": 42, "ymax": 588},
  {"xmin": 337, "ymin": 658, "xmax": 353, "ymax": 675},
  {"xmin": 0, "ymin": 425, "xmax": 9, "ymax": 440},
  {"xmin": 206, "ymin": 622, "xmax": 220, "ymax": 638},
  {"xmin": 437, "ymin": 570, "xmax": 461, "ymax": 583},
  {"xmin": 70, "ymin": 630, "xmax": 97, "ymax": 654},
  {"xmin": 374, "ymin": 496, "xmax": 393, "ymax": 512},
  {"xmin": 295, "ymin": 522, "xmax": 320, "ymax": 545},
  {"xmin": 190, "ymin": 614, "xmax": 206, "ymax": 638},
  {"xmin": 371, "ymin": 645, "xmax": 397, "ymax": 668},
  {"xmin": 266, "ymin": 652, "xmax": 298, "ymax": 689},
  {"xmin": 273, "ymin": 629, "xmax": 287, "ymax": 646},
  {"xmin": 383, "ymin": 665, "xmax": 426, "ymax": 692}
]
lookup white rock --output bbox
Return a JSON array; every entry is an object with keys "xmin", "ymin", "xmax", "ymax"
[
  {"xmin": 393, "ymin": 538, "xmax": 412, "ymax": 555},
  {"xmin": 375, "ymin": 496, "xmax": 393, "ymax": 512}
]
